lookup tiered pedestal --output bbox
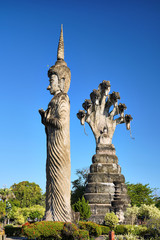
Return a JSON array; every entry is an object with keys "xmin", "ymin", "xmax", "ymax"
[{"xmin": 84, "ymin": 144, "xmax": 130, "ymax": 224}]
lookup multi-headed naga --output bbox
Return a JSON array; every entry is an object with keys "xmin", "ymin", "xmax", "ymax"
[
  {"xmin": 77, "ymin": 80, "xmax": 133, "ymax": 148},
  {"xmin": 77, "ymin": 80, "xmax": 133, "ymax": 224}
]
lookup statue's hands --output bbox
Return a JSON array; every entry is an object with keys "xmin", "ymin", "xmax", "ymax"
[
  {"xmin": 39, "ymin": 109, "xmax": 47, "ymax": 125},
  {"xmin": 39, "ymin": 108, "xmax": 45, "ymax": 116}
]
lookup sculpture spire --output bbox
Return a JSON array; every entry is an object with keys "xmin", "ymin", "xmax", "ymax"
[{"xmin": 57, "ymin": 24, "xmax": 64, "ymax": 61}]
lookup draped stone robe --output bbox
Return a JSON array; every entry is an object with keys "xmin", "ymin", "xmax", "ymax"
[{"xmin": 44, "ymin": 92, "xmax": 71, "ymax": 222}]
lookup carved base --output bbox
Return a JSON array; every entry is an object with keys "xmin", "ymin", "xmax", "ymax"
[{"xmin": 85, "ymin": 144, "xmax": 130, "ymax": 224}]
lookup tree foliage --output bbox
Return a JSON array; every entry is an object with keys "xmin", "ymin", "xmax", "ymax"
[
  {"xmin": 125, "ymin": 205, "xmax": 139, "ymax": 226},
  {"xmin": 138, "ymin": 204, "xmax": 160, "ymax": 221},
  {"xmin": 10, "ymin": 181, "xmax": 43, "ymax": 208},
  {"xmin": 71, "ymin": 168, "xmax": 89, "ymax": 205},
  {"xmin": 0, "ymin": 201, "xmax": 5, "ymax": 218},
  {"xmin": 8, "ymin": 205, "xmax": 45, "ymax": 224},
  {"xmin": 125, "ymin": 204, "xmax": 160, "ymax": 225},
  {"xmin": 147, "ymin": 217, "xmax": 160, "ymax": 237},
  {"xmin": 0, "ymin": 187, "xmax": 15, "ymax": 203},
  {"xmin": 104, "ymin": 212, "xmax": 119, "ymax": 229},
  {"xmin": 72, "ymin": 196, "xmax": 91, "ymax": 220},
  {"xmin": 126, "ymin": 182, "xmax": 155, "ymax": 207}
]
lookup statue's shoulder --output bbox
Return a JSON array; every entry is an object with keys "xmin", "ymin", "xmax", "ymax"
[{"xmin": 58, "ymin": 92, "xmax": 70, "ymax": 103}]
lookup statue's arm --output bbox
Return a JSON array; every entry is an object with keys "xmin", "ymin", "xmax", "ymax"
[
  {"xmin": 39, "ymin": 108, "xmax": 47, "ymax": 126},
  {"xmin": 47, "ymin": 117, "xmax": 62, "ymax": 129},
  {"xmin": 39, "ymin": 106, "xmax": 62, "ymax": 129}
]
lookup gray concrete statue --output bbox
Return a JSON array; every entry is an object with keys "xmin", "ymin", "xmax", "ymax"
[
  {"xmin": 39, "ymin": 26, "xmax": 71, "ymax": 222},
  {"xmin": 77, "ymin": 80, "xmax": 133, "ymax": 224}
]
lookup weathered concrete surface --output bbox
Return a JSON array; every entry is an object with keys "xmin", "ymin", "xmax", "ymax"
[
  {"xmin": 77, "ymin": 81, "xmax": 132, "ymax": 224},
  {"xmin": 39, "ymin": 26, "xmax": 71, "ymax": 222}
]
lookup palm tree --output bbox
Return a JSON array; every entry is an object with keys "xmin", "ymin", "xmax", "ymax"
[
  {"xmin": 0, "ymin": 187, "xmax": 15, "ymax": 225},
  {"xmin": 0, "ymin": 187, "xmax": 15, "ymax": 202}
]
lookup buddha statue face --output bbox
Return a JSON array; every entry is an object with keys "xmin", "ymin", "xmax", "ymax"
[{"xmin": 47, "ymin": 74, "xmax": 60, "ymax": 95}]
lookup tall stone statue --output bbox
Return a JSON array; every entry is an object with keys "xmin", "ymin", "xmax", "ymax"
[
  {"xmin": 39, "ymin": 26, "xmax": 71, "ymax": 222},
  {"xmin": 77, "ymin": 80, "xmax": 133, "ymax": 223}
]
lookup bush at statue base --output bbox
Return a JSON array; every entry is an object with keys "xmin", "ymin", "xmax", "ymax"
[
  {"xmin": 79, "ymin": 221, "xmax": 102, "ymax": 237},
  {"xmin": 22, "ymin": 221, "xmax": 64, "ymax": 239},
  {"xmin": 22, "ymin": 221, "xmax": 89, "ymax": 239},
  {"xmin": 100, "ymin": 225, "xmax": 110, "ymax": 235},
  {"xmin": 115, "ymin": 224, "xmax": 148, "ymax": 237},
  {"xmin": 62, "ymin": 222, "xmax": 89, "ymax": 240}
]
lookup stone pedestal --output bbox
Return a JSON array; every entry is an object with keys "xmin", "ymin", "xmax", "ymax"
[{"xmin": 84, "ymin": 144, "xmax": 130, "ymax": 224}]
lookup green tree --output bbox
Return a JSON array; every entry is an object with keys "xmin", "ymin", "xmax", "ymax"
[
  {"xmin": 125, "ymin": 205, "xmax": 139, "ymax": 226},
  {"xmin": 8, "ymin": 205, "xmax": 45, "ymax": 224},
  {"xmin": 72, "ymin": 196, "xmax": 91, "ymax": 220},
  {"xmin": 126, "ymin": 183, "xmax": 155, "ymax": 207},
  {"xmin": 104, "ymin": 212, "xmax": 119, "ymax": 229},
  {"xmin": 10, "ymin": 181, "xmax": 43, "ymax": 208},
  {"xmin": 138, "ymin": 204, "xmax": 160, "ymax": 221},
  {"xmin": 0, "ymin": 187, "xmax": 15, "ymax": 224},
  {"xmin": 23, "ymin": 205, "xmax": 45, "ymax": 220},
  {"xmin": 41, "ymin": 192, "xmax": 46, "ymax": 208},
  {"xmin": 0, "ymin": 187, "xmax": 15, "ymax": 203},
  {"xmin": 71, "ymin": 168, "xmax": 89, "ymax": 205},
  {"xmin": 155, "ymin": 197, "xmax": 160, "ymax": 209},
  {"xmin": 0, "ymin": 201, "xmax": 5, "ymax": 218},
  {"xmin": 8, "ymin": 207, "xmax": 25, "ymax": 225}
]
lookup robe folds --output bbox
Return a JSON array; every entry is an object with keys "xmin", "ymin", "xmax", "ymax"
[{"xmin": 45, "ymin": 92, "xmax": 71, "ymax": 221}]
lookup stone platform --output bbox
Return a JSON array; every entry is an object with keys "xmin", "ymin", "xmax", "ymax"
[{"xmin": 84, "ymin": 144, "xmax": 130, "ymax": 224}]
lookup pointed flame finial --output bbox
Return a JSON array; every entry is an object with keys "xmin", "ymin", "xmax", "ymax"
[{"xmin": 57, "ymin": 24, "xmax": 64, "ymax": 60}]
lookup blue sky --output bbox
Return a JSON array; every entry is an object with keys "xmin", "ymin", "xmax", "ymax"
[{"xmin": 0, "ymin": 0, "xmax": 160, "ymax": 194}]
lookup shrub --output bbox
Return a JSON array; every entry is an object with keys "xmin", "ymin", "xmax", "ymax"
[
  {"xmin": 23, "ymin": 205, "xmax": 45, "ymax": 221},
  {"xmin": 132, "ymin": 225, "xmax": 148, "ymax": 237},
  {"xmin": 62, "ymin": 222, "xmax": 89, "ymax": 240},
  {"xmin": 104, "ymin": 212, "xmax": 119, "ymax": 229},
  {"xmin": 22, "ymin": 221, "xmax": 64, "ymax": 239},
  {"xmin": 100, "ymin": 225, "xmax": 110, "ymax": 235},
  {"xmin": 146, "ymin": 217, "xmax": 160, "ymax": 238},
  {"xmin": 79, "ymin": 221, "xmax": 102, "ymax": 237},
  {"xmin": 116, "ymin": 234, "xmax": 142, "ymax": 240},
  {"xmin": 8, "ymin": 205, "xmax": 45, "ymax": 224},
  {"xmin": 73, "ymin": 197, "xmax": 91, "ymax": 220},
  {"xmin": 4, "ymin": 225, "xmax": 22, "ymax": 237},
  {"xmin": 22, "ymin": 221, "xmax": 89, "ymax": 240},
  {"xmin": 78, "ymin": 229, "xmax": 89, "ymax": 239},
  {"xmin": 123, "ymin": 225, "xmax": 133, "ymax": 234},
  {"xmin": 115, "ymin": 236, "xmax": 124, "ymax": 240},
  {"xmin": 62, "ymin": 222, "xmax": 79, "ymax": 240},
  {"xmin": 115, "ymin": 224, "xmax": 148, "ymax": 237},
  {"xmin": 115, "ymin": 225, "xmax": 128, "ymax": 235},
  {"xmin": 8, "ymin": 207, "xmax": 25, "ymax": 224}
]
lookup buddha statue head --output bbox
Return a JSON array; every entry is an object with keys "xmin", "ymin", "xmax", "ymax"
[{"xmin": 47, "ymin": 25, "xmax": 71, "ymax": 94}]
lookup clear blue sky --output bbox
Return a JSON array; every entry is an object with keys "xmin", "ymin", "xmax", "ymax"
[{"xmin": 0, "ymin": 0, "xmax": 160, "ymax": 194}]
